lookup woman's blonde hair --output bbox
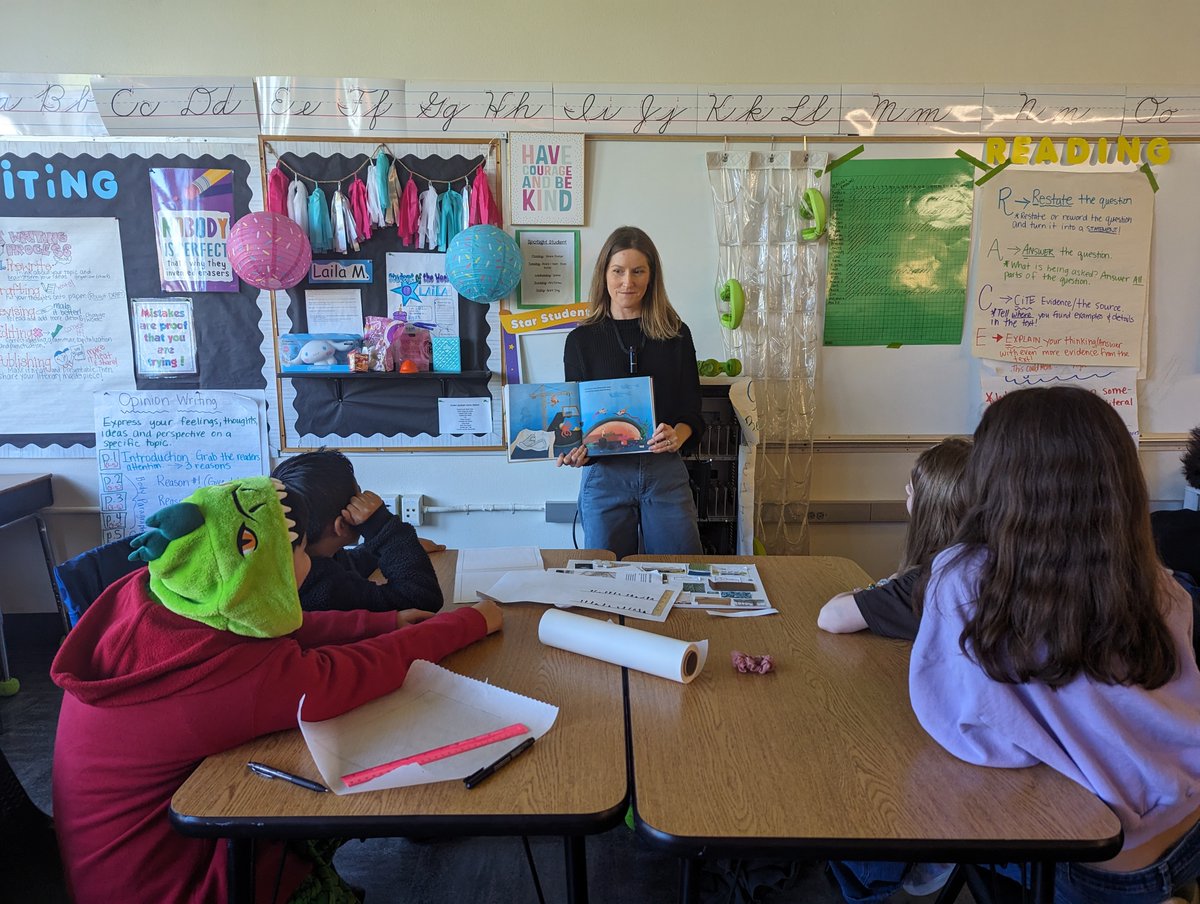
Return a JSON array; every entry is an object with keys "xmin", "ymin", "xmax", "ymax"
[{"xmin": 583, "ymin": 226, "xmax": 682, "ymax": 341}]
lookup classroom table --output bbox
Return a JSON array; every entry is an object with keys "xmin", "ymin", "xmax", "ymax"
[
  {"xmin": 0, "ymin": 473, "xmax": 62, "ymax": 689},
  {"xmin": 622, "ymin": 555, "xmax": 1123, "ymax": 904},
  {"xmin": 169, "ymin": 549, "xmax": 627, "ymax": 904}
]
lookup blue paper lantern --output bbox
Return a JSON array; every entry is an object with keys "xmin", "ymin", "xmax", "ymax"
[{"xmin": 445, "ymin": 225, "xmax": 523, "ymax": 303}]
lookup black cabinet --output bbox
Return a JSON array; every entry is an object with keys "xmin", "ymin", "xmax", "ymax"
[{"xmin": 684, "ymin": 383, "xmax": 741, "ymax": 555}]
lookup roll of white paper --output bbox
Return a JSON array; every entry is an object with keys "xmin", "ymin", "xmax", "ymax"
[{"xmin": 538, "ymin": 609, "xmax": 708, "ymax": 684}]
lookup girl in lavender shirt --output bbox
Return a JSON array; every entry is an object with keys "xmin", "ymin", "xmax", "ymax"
[{"xmin": 831, "ymin": 387, "xmax": 1200, "ymax": 904}]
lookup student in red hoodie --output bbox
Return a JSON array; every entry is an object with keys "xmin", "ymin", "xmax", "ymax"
[{"xmin": 51, "ymin": 476, "xmax": 502, "ymax": 904}]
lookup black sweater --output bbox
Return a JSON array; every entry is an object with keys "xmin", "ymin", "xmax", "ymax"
[
  {"xmin": 564, "ymin": 318, "xmax": 705, "ymax": 453},
  {"xmin": 298, "ymin": 507, "xmax": 443, "ymax": 613}
]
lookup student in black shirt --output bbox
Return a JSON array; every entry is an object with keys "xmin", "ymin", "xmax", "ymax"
[
  {"xmin": 818, "ymin": 438, "xmax": 972, "ymax": 640},
  {"xmin": 272, "ymin": 450, "xmax": 444, "ymax": 613}
]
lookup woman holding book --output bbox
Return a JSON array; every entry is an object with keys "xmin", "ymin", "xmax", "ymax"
[{"xmin": 557, "ymin": 226, "xmax": 704, "ymax": 559}]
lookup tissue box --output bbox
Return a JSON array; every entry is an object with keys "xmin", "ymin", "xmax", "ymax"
[{"xmin": 279, "ymin": 334, "xmax": 362, "ymax": 373}]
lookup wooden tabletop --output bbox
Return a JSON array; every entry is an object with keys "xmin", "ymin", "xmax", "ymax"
[
  {"xmin": 171, "ymin": 549, "xmax": 628, "ymax": 838},
  {"xmin": 624, "ymin": 555, "xmax": 1123, "ymax": 862}
]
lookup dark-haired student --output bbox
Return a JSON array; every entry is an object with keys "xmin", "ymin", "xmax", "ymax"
[
  {"xmin": 272, "ymin": 450, "xmax": 444, "ymax": 613},
  {"xmin": 1151, "ymin": 426, "xmax": 1200, "ymax": 582}
]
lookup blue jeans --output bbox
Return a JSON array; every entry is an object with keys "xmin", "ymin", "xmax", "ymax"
[
  {"xmin": 578, "ymin": 452, "xmax": 701, "ymax": 560},
  {"xmin": 830, "ymin": 815, "xmax": 1200, "ymax": 903}
]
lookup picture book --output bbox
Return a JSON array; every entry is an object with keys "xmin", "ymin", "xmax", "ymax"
[{"xmin": 503, "ymin": 376, "xmax": 655, "ymax": 462}]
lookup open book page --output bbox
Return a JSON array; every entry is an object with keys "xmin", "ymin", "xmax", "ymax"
[
  {"xmin": 453, "ymin": 546, "xmax": 545, "ymax": 603},
  {"xmin": 578, "ymin": 376, "xmax": 655, "ymax": 457},
  {"xmin": 503, "ymin": 382, "xmax": 582, "ymax": 462}
]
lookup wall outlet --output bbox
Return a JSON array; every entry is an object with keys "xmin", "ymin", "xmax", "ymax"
[
  {"xmin": 545, "ymin": 501, "xmax": 578, "ymax": 523},
  {"xmin": 400, "ymin": 494, "xmax": 424, "ymax": 526}
]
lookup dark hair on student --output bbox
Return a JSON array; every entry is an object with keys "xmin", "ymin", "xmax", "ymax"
[
  {"xmin": 1182, "ymin": 427, "xmax": 1200, "ymax": 490},
  {"xmin": 899, "ymin": 437, "xmax": 972, "ymax": 572},
  {"xmin": 582, "ymin": 226, "xmax": 682, "ymax": 341},
  {"xmin": 271, "ymin": 450, "xmax": 358, "ymax": 544},
  {"xmin": 280, "ymin": 487, "xmax": 309, "ymax": 550},
  {"xmin": 945, "ymin": 386, "xmax": 1176, "ymax": 690}
]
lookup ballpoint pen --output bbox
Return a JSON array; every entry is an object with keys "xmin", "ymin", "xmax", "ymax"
[
  {"xmin": 463, "ymin": 736, "xmax": 536, "ymax": 790},
  {"xmin": 247, "ymin": 761, "xmax": 329, "ymax": 793}
]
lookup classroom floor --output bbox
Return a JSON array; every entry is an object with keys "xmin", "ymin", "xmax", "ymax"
[{"xmin": 0, "ymin": 628, "xmax": 973, "ymax": 904}]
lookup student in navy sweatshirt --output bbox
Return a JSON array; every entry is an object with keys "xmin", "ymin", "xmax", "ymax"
[{"xmin": 272, "ymin": 450, "xmax": 444, "ymax": 613}]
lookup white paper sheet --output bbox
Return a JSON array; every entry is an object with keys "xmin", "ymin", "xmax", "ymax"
[
  {"xmin": 482, "ymin": 570, "xmax": 677, "ymax": 622},
  {"xmin": 538, "ymin": 609, "xmax": 708, "ymax": 683},
  {"xmin": 299, "ymin": 660, "xmax": 558, "ymax": 795},
  {"xmin": 453, "ymin": 546, "xmax": 544, "ymax": 603},
  {"xmin": 304, "ymin": 288, "xmax": 364, "ymax": 334},
  {"xmin": 438, "ymin": 397, "xmax": 492, "ymax": 435}
]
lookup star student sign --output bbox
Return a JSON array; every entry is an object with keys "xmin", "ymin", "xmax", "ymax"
[{"xmin": 509, "ymin": 132, "xmax": 584, "ymax": 225}]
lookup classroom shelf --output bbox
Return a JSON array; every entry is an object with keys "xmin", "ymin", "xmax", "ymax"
[
  {"xmin": 278, "ymin": 370, "xmax": 492, "ymax": 380},
  {"xmin": 683, "ymin": 385, "xmax": 742, "ymax": 555}
]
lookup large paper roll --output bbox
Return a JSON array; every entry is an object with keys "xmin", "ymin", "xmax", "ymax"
[{"xmin": 538, "ymin": 609, "xmax": 708, "ymax": 684}]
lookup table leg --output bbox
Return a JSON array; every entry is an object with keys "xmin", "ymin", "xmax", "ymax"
[
  {"xmin": 679, "ymin": 857, "xmax": 699, "ymax": 904},
  {"xmin": 1032, "ymin": 861, "xmax": 1055, "ymax": 904},
  {"xmin": 563, "ymin": 835, "xmax": 588, "ymax": 904},
  {"xmin": 227, "ymin": 837, "xmax": 254, "ymax": 904},
  {"xmin": 32, "ymin": 514, "xmax": 68, "ymax": 635}
]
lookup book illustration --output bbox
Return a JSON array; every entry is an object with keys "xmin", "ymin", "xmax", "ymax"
[
  {"xmin": 577, "ymin": 377, "xmax": 654, "ymax": 457},
  {"xmin": 503, "ymin": 377, "xmax": 654, "ymax": 463}
]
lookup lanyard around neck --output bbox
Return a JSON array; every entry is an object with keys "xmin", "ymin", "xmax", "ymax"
[{"xmin": 609, "ymin": 318, "xmax": 646, "ymax": 375}]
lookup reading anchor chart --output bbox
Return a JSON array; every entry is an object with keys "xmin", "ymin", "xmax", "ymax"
[
  {"xmin": 0, "ymin": 217, "xmax": 134, "ymax": 448},
  {"xmin": 971, "ymin": 170, "xmax": 1153, "ymax": 366},
  {"xmin": 94, "ymin": 390, "xmax": 268, "ymax": 543}
]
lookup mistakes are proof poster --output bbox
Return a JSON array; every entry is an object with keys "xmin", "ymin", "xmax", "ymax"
[{"xmin": 0, "ymin": 217, "xmax": 135, "ymax": 444}]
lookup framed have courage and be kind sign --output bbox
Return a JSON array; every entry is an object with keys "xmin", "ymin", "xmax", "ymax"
[{"xmin": 508, "ymin": 132, "xmax": 585, "ymax": 225}]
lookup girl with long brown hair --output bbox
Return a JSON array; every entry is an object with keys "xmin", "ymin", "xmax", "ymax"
[
  {"xmin": 907, "ymin": 386, "xmax": 1200, "ymax": 903},
  {"xmin": 557, "ymin": 226, "xmax": 704, "ymax": 559},
  {"xmin": 818, "ymin": 437, "xmax": 972, "ymax": 639}
]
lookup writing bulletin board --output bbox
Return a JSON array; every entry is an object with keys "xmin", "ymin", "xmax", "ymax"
[{"xmin": 0, "ymin": 138, "xmax": 268, "ymax": 456}]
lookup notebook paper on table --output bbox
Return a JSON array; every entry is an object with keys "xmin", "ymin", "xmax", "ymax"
[
  {"xmin": 298, "ymin": 660, "xmax": 557, "ymax": 794},
  {"xmin": 453, "ymin": 546, "xmax": 545, "ymax": 603}
]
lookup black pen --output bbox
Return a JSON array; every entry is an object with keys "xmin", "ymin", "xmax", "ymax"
[
  {"xmin": 463, "ymin": 737, "xmax": 535, "ymax": 789},
  {"xmin": 247, "ymin": 761, "xmax": 329, "ymax": 793}
]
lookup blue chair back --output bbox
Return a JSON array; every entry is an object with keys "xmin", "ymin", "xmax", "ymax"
[{"xmin": 54, "ymin": 537, "xmax": 140, "ymax": 628}]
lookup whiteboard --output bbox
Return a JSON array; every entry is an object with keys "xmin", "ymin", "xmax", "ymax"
[{"xmin": 538, "ymin": 138, "xmax": 1200, "ymax": 439}]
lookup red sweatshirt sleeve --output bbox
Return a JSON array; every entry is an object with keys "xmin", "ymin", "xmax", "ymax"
[
  {"xmin": 248, "ymin": 606, "xmax": 488, "ymax": 729},
  {"xmin": 290, "ymin": 608, "xmax": 398, "ymax": 647}
]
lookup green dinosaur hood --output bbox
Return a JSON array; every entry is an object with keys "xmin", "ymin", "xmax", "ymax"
[{"xmin": 129, "ymin": 476, "xmax": 303, "ymax": 638}]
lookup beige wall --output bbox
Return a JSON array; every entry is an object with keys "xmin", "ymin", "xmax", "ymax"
[{"xmin": 3, "ymin": 1, "xmax": 1199, "ymax": 84}]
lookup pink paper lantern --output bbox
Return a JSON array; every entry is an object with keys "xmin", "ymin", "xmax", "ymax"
[{"xmin": 227, "ymin": 212, "xmax": 312, "ymax": 290}]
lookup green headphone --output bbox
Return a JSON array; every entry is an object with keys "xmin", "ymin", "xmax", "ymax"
[
  {"xmin": 717, "ymin": 278, "xmax": 745, "ymax": 330},
  {"xmin": 697, "ymin": 357, "xmax": 743, "ymax": 378},
  {"xmin": 799, "ymin": 187, "xmax": 827, "ymax": 241}
]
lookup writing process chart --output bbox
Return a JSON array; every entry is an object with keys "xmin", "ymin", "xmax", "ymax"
[
  {"xmin": 0, "ymin": 217, "xmax": 134, "ymax": 445},
  {"xmin": 971, "ymin": 170, "xmax": 1153, "ymax": 366},
  {"xmin": 94, "ymin": 390, "xmax": 268, "ymax": 543}
]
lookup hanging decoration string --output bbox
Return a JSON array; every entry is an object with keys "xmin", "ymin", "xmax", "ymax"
[{"xmin": 266, "ymin": 141, "xmax": 491, "ymax": 188}]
